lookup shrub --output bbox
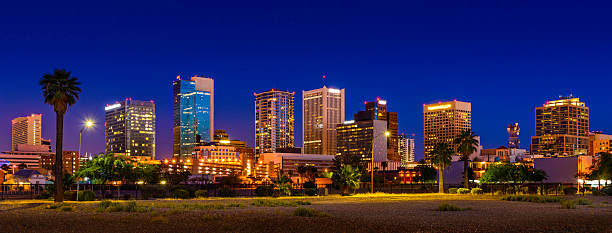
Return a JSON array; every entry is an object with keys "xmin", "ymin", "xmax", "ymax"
[
  {"xmin": 218, "ymin": 188, "xmax": 237, "ymax": 197},
  {"xmin": 64, "ymin": 191, "xmax": 77, "ymax": 201},
  {"xmin": 304, "ymin": 188, "xmax": 317, "ymax": 196},
  {"xmin": 36, "ymin": 191, "xmax": 52, "ymax": 199},
  {"xmin": 171, "ymin": 189, "xmax": 190, "ymax": 199},
  {"xmin": 195, "ymin": 190, "xmax": 209, "ymax": 198},
  {"xmin": 470, "ymin": 188, "xmax": 484, "ymax": 195},
  {"xmin": 448, "ymin": 188, "xmax": 458, "ymax": 194},
  {"xmin": 250, "ymin": 199, "xmax": 309, "ymax": 207},
  {"xmin": 563, "ymin": 187, "xmax": 578, "ymax": 195},
  {"xmin": 437, "ymin": 203, "xmax": 463, "ymax": 211},
  {"xmin": 254, "ymin": 185, "xmax": 274, "ymax": 197},
  {"xmin": 141, "ymin": 185, "xmax": 167, "ymax": 199},
  {"xmin": 291, "ymin": 190, "xmax": 305, "ymax": 196},
  {"xmin": 293, "ymin": 207, "xmax": 329, "ymax": 217},
  {"xmin": 151, "ymin": 216, "xmax": 168, "ymax": 223},
  {"xmin": 302, "ymin": 181, "xmax": 316, "ymax": 189},
  {"xmin": 457, "ymin": 188, "xmax": 470, "ymax": 194},
  {"xmin": 201, "ymin": 213, "xmax": 220, "ymax": 221},
  {"xmin": 46, "ymin": 203, "xmax": 66, "ymax": 209},
  {"xmin": 500, "ymin": 195, "xmax": 562, "ymax": 203},
  {"xmin": 561, "ymin": 200, "xmax": 576, "ymax": 209},
  {"xmin": 227, "ymin": 203, "xmax": 244, "ymax": 208},
  {"xmin": 123, "ymin": 201, "xmax": 138, "ymax": 212},
  {"xmin": 573, "ymin": 198, "xmax": 592, "ymax": 205},
  {"xmin": 77, "ymin": 190, "xmax": 95, "ymax": 201}
]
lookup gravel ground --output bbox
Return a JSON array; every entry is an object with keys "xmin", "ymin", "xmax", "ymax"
[{"xmin": 0, "ymin": 194, "xmax": 610, "ymax": 233}]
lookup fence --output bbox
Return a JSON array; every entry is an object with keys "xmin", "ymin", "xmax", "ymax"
[{"xmin": 0, "ymin": 182, "xmax": 588, "ymax": 200}]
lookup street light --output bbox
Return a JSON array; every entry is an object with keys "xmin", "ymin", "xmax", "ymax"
[
  {"xmin": 76, "ymin": 119, "xmax": 94, "ymax": 201},
  {"xmin": 371, "ymin": 130, "xmax": 390, "ymax": 193}
]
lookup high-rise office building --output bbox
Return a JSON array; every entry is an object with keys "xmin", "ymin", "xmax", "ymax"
[
  {"xmin": 507, "ymin": 123, "xmax": 520, "ymax": 149},
  {"xmin": 254, "ymin": 89, "xmax": 295, "ymax": 154},
  {"xmin": 302, "ymin": 86, "xmax": 345, "ymax": 155},
  {"xmin": 105, "ymin": 99, "xmax": 156, "ymax": 158},
  {"xmin": 354, "ymin": 99, "xmax": 400, "ymax": 161},
  {"xmin": 172, "ymin": 75, "xmax": 214, "ymax": 159},
  {"xmin": 531, "ymin": 96, "xmax": 589, "ymax": 156},
  {"xmin": 423, "ymin": 100, "xmax": 471, "ymax": 159},
  {"xmin": 399, "ymin": 134, "xmax": 415, "ymax": 162},
  {"xmin": 336, "ymin": 119, "xmax": 388, "ymax": 162},
  {"xmin": 11, "ymin": 114, "xmax": 42, "ymax": 151}
]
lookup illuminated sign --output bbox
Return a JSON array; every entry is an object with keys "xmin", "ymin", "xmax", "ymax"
[
  {"xmin": 328, "ymin": 88, "xmax": 341, "ymax": 94},
  {"xmin": 219, "ymin": 140, "xmax": 231, "ymax": 144},
  {"xmin": 378, "ymin": 100, "xmax": 387, "ymax": 105},
  {"xmin": 343, "ymin": 120, "xmax": 355, "ymax": 124},
  {"xmin": 105, "ymin": 103, "xmax": 122, "ymax": 111},
  {"xmin": 427, "ymin": 104, "xmax": 452, "ymax": 111}
]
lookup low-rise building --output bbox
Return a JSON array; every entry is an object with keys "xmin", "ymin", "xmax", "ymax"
[
  {"xmin": 533, "ymin": 156, "xmax": 593, "ymax": 183},
  {"xmin": 588, "ymin": 132, "xmax": 612, "ymax": 156},
  {"xmin": 260, "ymin": 153, "xmax": 334, "ymax": 178}
]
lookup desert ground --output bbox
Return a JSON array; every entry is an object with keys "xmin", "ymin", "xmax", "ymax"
[{"xmin": 0, "ymin": 194, "xmax": 610, "ymax": 233}]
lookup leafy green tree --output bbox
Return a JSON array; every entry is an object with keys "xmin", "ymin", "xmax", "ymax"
[
  {"xmin": 133, "ymin": 164, "xmax": 162, "ymax": 184},
  {"xmin": 588, "ymin": 152, "xmax": 612, "ymax": 182},
  {"xmin": 297, "ymin": 165, "xmax": 318, "ymax": 184},
  {"xmin": 480, "ymin": 163, "xmax": 547, "ymax": 193},
  {"xmin": 335, "ymin": 165, "xmax": 362, "ymax": 195},
  {"xmin": 39, "ymin": 69, "xmax": 81, "ymax": 202},
  {"xmin": 77, "ymin": 154, "xmax": 135, "ymax": 184},
  {"xmin": 454, "ymin": 129, "xmax": 479, "ymax": 189},
  {"xmin": 430, "ymin": 143, "xmax": 453, "ymax": 193},
  {"xmin": 160, "ymin": 164, "xmax": 191, "ymax": 185}
]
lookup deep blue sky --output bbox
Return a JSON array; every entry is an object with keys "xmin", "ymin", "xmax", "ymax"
[{"xmin": 2, "ymin": 1, "xmax": 612, "ymax": 160}]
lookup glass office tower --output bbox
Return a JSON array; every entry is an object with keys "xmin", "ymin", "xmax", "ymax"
[{"xmin": 172, "ymin": 76, "xmax": 214, "ymax": 159}]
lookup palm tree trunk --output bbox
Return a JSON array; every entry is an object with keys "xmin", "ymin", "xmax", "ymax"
[
  {"xmin": 463, "ymin": 158, "xmax": 469, "ymax": 189},
  {"xmin": 438, "ymin": 168, "xmax": 444, "ymax": 193},
  {"xmin": 54, "ymin": 111, "xmax": 64, "ymax": 202}
]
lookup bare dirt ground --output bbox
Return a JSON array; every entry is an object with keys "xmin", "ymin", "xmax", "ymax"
[{"xmin": 0, "ymin": 194, "xmax": 610, "ymax": 233}]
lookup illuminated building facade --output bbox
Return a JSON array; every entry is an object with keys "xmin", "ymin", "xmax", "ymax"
[
  {"xmin": 507, "ymin": 123, "xmax": 520, "ymax": 149},
  {"xmin": 423, "ymin": 100, "xmax": 471, "ymax": 159},
  {"xmin": 211, "ymin": 129, "xmax": 247, "ymax": 148},
  {"xmin": 260, "ymin": 153, "xmax": 334, "ymax": 178},
  {"xmin": 530, "ymin": 96, "xmax": 589, "ymax": 156},
  {"xmin": 105, "ymin": 99, "xmax": 156, "ymax": 158},
  {"xmin": 336, "ymin": 119, "xmax": 388, "ymax": 162},
  {"xmin": 354, "ymin": 99, "xmax": 400, "ymax": 161},
  {"xmin": 172, "ymin": 75, "xmax": 214, "ymax": 159},
  {"xmin": 302, "ymin": 86, "xmax": 345, "ymax": 155},
  {"xmin": 40, "ymin": 151, "xmax": 80, "ymax": 174},
  {"xmin": 11, "ymin": 114, "xmax": 42, "ymax": 151},
  {"xmin": 399, "ymin": 134, "xmax": 415, "ymax": 162},
  {"xmin": 254, "ymin": 89, "xmax": 295, "ymax": 154},
  {"xmin": 588, "ymin": 132, "xmax": 612, "ymax": 156},
  {"xmin": 191, "ymin": 145, "xmax": 242, "ymax": 176}
]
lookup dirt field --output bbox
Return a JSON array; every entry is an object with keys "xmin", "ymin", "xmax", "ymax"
[{"xmin": 0, "ymin": 194, "xmax": 610, "ymax": 233}]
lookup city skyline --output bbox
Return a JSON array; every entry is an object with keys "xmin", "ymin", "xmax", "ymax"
[{"xmin": 3, "ymin": 1, "xmax": 612, "ymax": 161}]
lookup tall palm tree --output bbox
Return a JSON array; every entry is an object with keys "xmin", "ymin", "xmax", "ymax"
[
  {"xmin": 39, "ymin": 69, "xmax": 81, "ymax": 202},
  {"xmin": 430, "ymin": 143, "xmax": 453, "ymax": 193},
  {"xmin": 454, "ymin": 129, "xmax": 479, "ymax": 189}
]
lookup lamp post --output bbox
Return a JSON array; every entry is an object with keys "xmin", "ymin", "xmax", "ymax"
[
  {"xmin": 371, "ymin": 130, "xmax": 390, "ymax": 193},
  {"xmin": 76, "ymin": 120, "xmax": 94, "ymax": 201}
]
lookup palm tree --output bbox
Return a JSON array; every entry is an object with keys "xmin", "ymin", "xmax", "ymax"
[
  {"xmin": 337, "ymin": 165, "xmax": 362, "ymax": 195},
  {"xmin": 39, "ymin": 69, "xmax": 81, "ymax": 202},
  {"xmin": 430, "ymin": 143, "xmax": 453, "ymax": 193},
  {"xmin": 454, "ymin": 129, "xmax": 479, "ymax": 189}
]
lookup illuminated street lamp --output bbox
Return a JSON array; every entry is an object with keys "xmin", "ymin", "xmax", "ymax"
[
  {"xmin": 371, "ymin": 131, "xmax": 390, "ymax": 193},
  {"xmin": 76, "ymin": 119, "xmax": 94, "ymax": 201}
]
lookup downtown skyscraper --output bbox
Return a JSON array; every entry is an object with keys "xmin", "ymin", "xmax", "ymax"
[
  {"xmin": 11, "ymin": 114, "xmax": 42, "ymax": 151},
  {"xmin": 172, "ymin": 76, "xmax": 214, "ymax": 159},
  {"xmin": 423, "ymin": 100, "xmax": 471, "ymax": 159},
  {"xmin": 254, "ymin": 89, "xmax": 295, "ymax": 154},
  {"xmin": 105, "ymin": 99, "xmax": 156, "ymax": 158},
  {"xmin": 302, "ymin": 86, "xmax": 345, "ymax": 155},
  {"xmin": 530, "ymin": 95, "xmax": 589, "ymax": 156}
]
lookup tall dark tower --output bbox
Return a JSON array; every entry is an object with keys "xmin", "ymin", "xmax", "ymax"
[{"xmin": 507, "ymin": 123, "xmax": 520, "ymax": 149}]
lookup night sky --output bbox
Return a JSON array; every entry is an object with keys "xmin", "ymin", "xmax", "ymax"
[{"xmin": 2, "ymin": 1, "xmax": 612, "ymax": 161}]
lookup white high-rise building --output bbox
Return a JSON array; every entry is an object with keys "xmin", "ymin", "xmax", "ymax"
[
  {"xmin": 254, "ymin": 89, "xmax": 295, "ymax": 154},
  {"xmin": 302, "ymin": 86, "xmax": 345, "ymax": 155},
  {"xmin": 11, "ymin": 114, "xmax": 42, "ymax": 151},
  {"xmin": 399, "ymin": 134, "xmax": 415, "ymax": 162}
]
